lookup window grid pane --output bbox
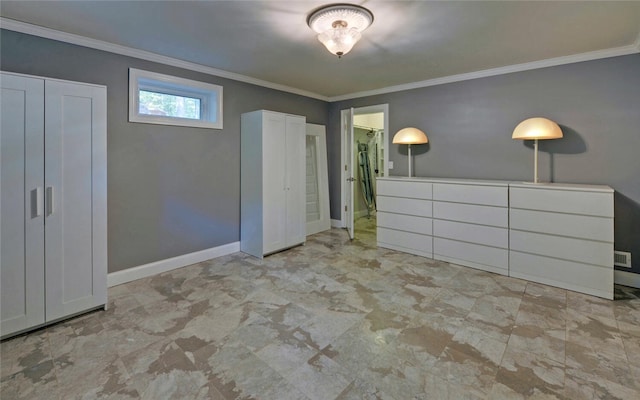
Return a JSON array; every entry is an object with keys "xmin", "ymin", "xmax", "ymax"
[{"xmin": 139, "ymin": 90, "xmax": 201, "ymax": 120}]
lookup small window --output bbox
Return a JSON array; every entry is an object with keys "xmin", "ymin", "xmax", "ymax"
[{"xmin": 129, "ymin": 68, "xmax": 223, "ymax": 129}]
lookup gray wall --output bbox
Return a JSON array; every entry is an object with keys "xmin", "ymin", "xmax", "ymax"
[
  {"xmin": 1, "ymin": 30, "xmax": 329, "ymax": 273},
  {"xmin": 329, "ymin": 54, "xmax": 640, "ymax": 273},
  {"xmin": 3, "ymin": 29, "xmax": 639, "ymax": 275}
]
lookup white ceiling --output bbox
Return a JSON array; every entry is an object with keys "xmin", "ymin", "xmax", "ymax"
[{"xmin": 2, "ymin": 1, "xmax": 640, "ymax": 99}]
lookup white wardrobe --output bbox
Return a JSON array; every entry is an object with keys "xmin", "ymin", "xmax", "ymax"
[
  {"xmin": 241, "ymin": 110, "xmax": 306, "ymax": 258},
  {"xmin": 1, "ymin": 72, "xmax": 107, "ymax": 338}
]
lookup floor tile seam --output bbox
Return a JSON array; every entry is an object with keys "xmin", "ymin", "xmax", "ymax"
[
  {"xmin": 279, "ymin": 359, "xmax": 356, "ymax": 400},
  {"xmin": 503, "ymin": 318, "xmax": 568, "ymax": 367},
  {"xmin": 619, "ymin": 331, "xmax": 640, "ymax": 367},
  {"xmin": 499, "ymin": 341, "xmax": 569, "ymax": 376},
  {"xmin": 612, "ymin": 309, "xmax": 640, "ymax": 328},
  {"xmin": 456, "ymin": 318, "xmax": 513, "ymax": 359},
  {"xmin": 231, "ymin": 352, "xmax": 298, "ymax": 400},
  {"xmin": 440, "ymin": 337, "xmax": 505, "ymax": 379},
  {"xmin": 565, "ymin": 300, "xmax": 617, "ymax": 316},
  {"xmin": 562, "ymin": 366, "xmax": 640, "ymax": 397},
  {"xmin": 43, "ymin": 330, "xmax": 66, "ymax": 392},
  {"xmin": 564, "ymin": 327, "xmax": 628, "ymax": 357},
  {"xmin": 512, "ymin": 332, "xmax": 567, "ymax": 364},
  {"xmin": 333, "ymin": 366, "xmax": 395, "ymax": 400},
  {"xmin": 565, "ymin": 308, "xmax": 620, "ymax": 331},
  {"xmin": 0, "ymin": 343, "xmax": 22, "ymax": 379},
  {"xmin": 496, "ymin": 371, "xmax": 567, "ymax": 400},
  {"xmin": 565, "ymin": 321, "xmax": 630, "ymax": 364}
]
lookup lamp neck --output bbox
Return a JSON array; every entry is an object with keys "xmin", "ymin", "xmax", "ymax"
[
  {"xmin": 408, "ymin": 144, "xmax": 413, "ymax": 177},
  {"xmin": 534, "ymin": 139, "xmax": 539, "ymax": 184}
]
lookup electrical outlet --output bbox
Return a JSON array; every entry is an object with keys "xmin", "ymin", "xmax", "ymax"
[
  {"xmin": 389, "ymin": 161, "xmax": 394, "ymax": 169},
  {"xmin": 614, "ymin": 251, "xmax": 632, "ymax": 268}
]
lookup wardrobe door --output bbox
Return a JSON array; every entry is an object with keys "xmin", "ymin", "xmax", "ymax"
[
  {"xmin": 284, "ymin": 115, "xmax": 306, "ymax": 247},
  {"xmin": 44, "ymin": 80, "xmax": 107, "ymax": 321},
  {"xmin": 262, "ymin": 112, "xmax": 288, "ymax": 254},
  {"xmin": 0, "ymin": 74, "xmax": 46, "ymax": 337}
]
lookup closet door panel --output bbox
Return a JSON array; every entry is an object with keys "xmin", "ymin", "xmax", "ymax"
[
  {"xmin": 285, "ymin": 115, "xmax": 306, "ymax": 247},
  {"xmin": 44, "ymin": 80, "xmax": 106, "ymax": 321},
  {"xmin": 262, "ymin": 113, "xmax": 287, "ymax": 254},
  {"xmin": 0, "ymin": 74, "xmax": 46, "ymax": 337}
]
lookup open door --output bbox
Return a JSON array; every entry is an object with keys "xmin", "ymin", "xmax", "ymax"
[
  {"xmin": 344, "ymin": 108, "xmax": 355, "ymax": 239},
  {"xmin": 341, "ymin": 104, "xmax": 389, "ymax": 242}
]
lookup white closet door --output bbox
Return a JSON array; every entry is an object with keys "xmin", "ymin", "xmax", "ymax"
[
  {"xmin": 0, "ymin": 74, "xmax": 46, "ymax": 337},
  {"xmin": 285, "ymin": 115, "xmax": 306, "ymax": 247},
  {"xmin": 44, "ymin": 80, "xmax": 107, "ymax": 321},
  {"xmin": 262, "ymin": 112, "xmax": 287, "ymax": 254}
]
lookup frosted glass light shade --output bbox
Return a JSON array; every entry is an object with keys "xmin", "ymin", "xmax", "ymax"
[
  {"xmin": 393, "ymin": 127, "xmax": 428, "ymax": 144},
  {"xmin": 317, "ymin": 27, "xmax": 362, "ymax": 57},
  {"xmin": 307, "ymin": 4, "xmax": 373, "ymax": 57},
  {"xmin": 512, "ymin": 117, "xmax": 563, "ymax": 140}
]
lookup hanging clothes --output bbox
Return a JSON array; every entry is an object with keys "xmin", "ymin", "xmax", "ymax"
[{"xmin": 357, "ymin": 142, "xmax": 376, "ymax": 218}]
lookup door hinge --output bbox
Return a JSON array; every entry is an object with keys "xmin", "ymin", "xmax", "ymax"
[
  {"xmin": 344, "ymin": 205, "xmax": 347, "ymax": 212},
  {"xmin": 345, "ymin": 164, "xmax": 347, "ymax": 171}
]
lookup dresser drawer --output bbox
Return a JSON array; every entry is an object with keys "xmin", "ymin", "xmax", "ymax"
[
  {"xmin": 433, "ymin": 201, "xmax": 508, "ymax": 228},
  {"xmin": 377, "ymin": 180, "xmax": 432, "ymax": 199},
  {"xmin": 510, "ymin": 187, "xmax": 613, "ymax": 217},
  {"xmin": 433, "ymin": 237, "xmax": 509, "ymax": 273},
  {"xmin": 433, "ymin": 220, "xmax": 508, "ymax": 249},
  {"xmin": 377, "ymin": 227, "xmax": 432, "ymax": 258},
  {"xmin": 433, "ymin": 183, "xmax": 508, "ymax": 207},
  {"xmin": 510, "ymin": 209, "xmax": 613, "ymax": 242},
  {"xmin": 510, "ymin": 230, "xmax": 612, "ymax": 267},
  {"xmin": 377, "ymin": 196, "xmax": 432, "ymax": 217},
  {"xmin": 510, "ymin": 251, "xmax": 613, "ymax": 299},
  {"xmin": 377, "ymin": 212, "xmax": 432, "ymax": 235}
]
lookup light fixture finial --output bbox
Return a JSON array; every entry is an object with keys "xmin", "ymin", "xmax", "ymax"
[{"xmin": 307, "ymin": 4, "xmax": 374, "ymax": 57}]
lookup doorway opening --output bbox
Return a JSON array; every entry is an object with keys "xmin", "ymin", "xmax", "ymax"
[{"xmin": 341, "ymin": 104, "xmax": 389, "ymax": 244}]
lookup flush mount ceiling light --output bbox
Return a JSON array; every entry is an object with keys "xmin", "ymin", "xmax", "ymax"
[{"xmin": 307, "ymin": 3, "xmax": 374, "ymax": 58}]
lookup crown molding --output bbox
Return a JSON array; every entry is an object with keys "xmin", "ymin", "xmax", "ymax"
[
  {"xmin": 3, "ymin": 17, "xmax": 638, "ymax": 104},
  {"xmin": 0, "ymin": 17, "xmax": 330, "ymax": 101},
  {"xmin": 328, "ymin": 44, "xmax": 640, "ymax": 102}
]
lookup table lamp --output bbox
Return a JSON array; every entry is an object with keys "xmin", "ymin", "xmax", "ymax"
[
  {"xmin": 512, "ymin": 117, "xmax": 563, "ymax": 183},
  {"xmin": 393, "ymin": 127, "xmax": 428, "ymax": 177}
]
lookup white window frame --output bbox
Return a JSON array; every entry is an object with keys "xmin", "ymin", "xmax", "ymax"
[{"xmin": 129, "ymin": 68, "xmax": 223, "ymax": 129}]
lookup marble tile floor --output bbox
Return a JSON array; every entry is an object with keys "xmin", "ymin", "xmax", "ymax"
[{"xmin": 2, "ymin": 227, "xmax": 640, "ymax": 400}]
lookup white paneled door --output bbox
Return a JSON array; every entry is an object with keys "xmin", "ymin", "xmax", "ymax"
[
  {"xmin": 1, "ymin": 74, "xmax": 46, "ymax": 335},
  {"xmin": 44, "ymin": 80, "xmax": 107, "ymax": 321}
]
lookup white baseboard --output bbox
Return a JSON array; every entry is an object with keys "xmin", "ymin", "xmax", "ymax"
[
  {"xmin": 331, "ymin": 219, "xmax": 343, "ymax": 228},
  {"xmin": 614, "ymin": 270, "xmax": 640, "ymax": 289},
  {"xmin": 107, "ymin": 242, "xmax": 240, "ymax": 287}
]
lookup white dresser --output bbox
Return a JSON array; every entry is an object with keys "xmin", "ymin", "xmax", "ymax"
[
  {"xmin": 509, "ymin": 183, "xmax": 614, "ymax": 299},
  {"xmin": 432, "ymin": 181, "xmax": 509, "ymax": 276},
  {"xmin": 377, "ymin": 178, "xmax": 433, "ymax": 258},
  {"xmin": 376, "ymin": 177, "xmax": 615, "ymax": 299}
]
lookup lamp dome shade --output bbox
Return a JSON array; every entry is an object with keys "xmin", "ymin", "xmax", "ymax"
[
  {"xmin": 393, "ymin": 127, "xmax": 428, "ymax": 144},
  {"xmin": 512, "ymin": 118, "xmax": 563, "ymax": 140}
]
